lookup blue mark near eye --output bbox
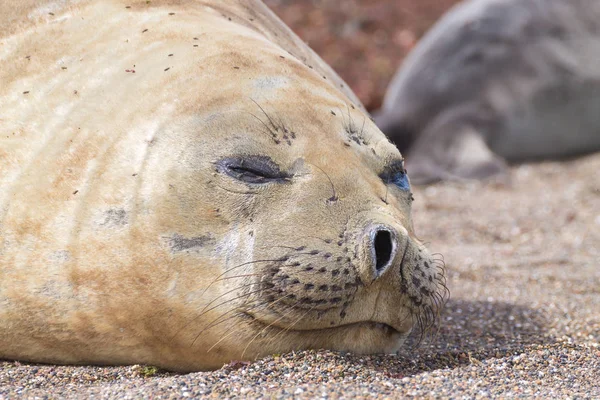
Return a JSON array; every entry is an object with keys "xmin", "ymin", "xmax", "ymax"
[
  {"xmin": 390, "ymin": 170, "xmax": 410, "ymax": 191},
  {"xmin": 379, "ymin": 160, "xmax": 411, "ymax": 191}
]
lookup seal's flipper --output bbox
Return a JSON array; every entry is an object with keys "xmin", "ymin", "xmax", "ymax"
[{"xmin": 406, "ymin": 124, "xmax": 508, "ymax": 185}]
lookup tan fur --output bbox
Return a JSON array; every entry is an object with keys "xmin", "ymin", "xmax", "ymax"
[{"xmin": 0, "ymin": 0, "xmax": 445, "ymax": 371}]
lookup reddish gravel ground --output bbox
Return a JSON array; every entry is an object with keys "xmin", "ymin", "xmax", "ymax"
[{"xmin": 264, "ymin": 0, "xmax": 462, "ymax": 111}]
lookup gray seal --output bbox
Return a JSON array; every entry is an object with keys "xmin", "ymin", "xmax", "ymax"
[{"xmin": 375, "ymin": 0, "xmax": 600, "ymax": 183}]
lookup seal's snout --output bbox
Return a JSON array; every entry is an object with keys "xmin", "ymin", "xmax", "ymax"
[{"xmin": 362, "ymin": 225, "xmax": 398, "ymax": 284}]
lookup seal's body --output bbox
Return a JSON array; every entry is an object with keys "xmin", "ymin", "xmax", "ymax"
[
  {"xmin": 375, "ymin": 0, "xmax": 600, "ymax": 183},
  {"xmin": 0, "ymin": 1, "xmax": 445, "ymax": 371}
]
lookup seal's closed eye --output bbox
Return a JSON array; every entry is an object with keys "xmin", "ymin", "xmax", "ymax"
[
  {"xmin": 216, "ymin": 155, "xmax": 291, "ymax": 184},
  {"xmin": 380, "ymin": 160, "xmax": 410, "ymax": 191}
]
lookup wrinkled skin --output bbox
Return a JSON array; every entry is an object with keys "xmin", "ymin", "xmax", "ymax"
[
  {"xmin": 375, "ymin": 0, "xmax": 600, "ymax": 184},
  {"xmin": 0, "ymin": 0, "xmax": 447, "ymax": 371}
]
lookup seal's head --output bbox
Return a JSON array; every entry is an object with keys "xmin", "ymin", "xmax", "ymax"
[{"xmin": 155, "ymin": 48, "xmax": 448, "ymax": 369}]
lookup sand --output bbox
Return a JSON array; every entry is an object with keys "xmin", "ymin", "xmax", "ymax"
[{"xmin": 1, "ymin": 153, "xmax": 599, "ymax": 399}]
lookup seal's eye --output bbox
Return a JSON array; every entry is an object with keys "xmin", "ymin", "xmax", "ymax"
[
  {"xmin": 217, "ymin": 156, "xmax": 290, "ymax": 184},
  {"xmin": 380, "ymin": 160, "xmax": 410, "ymax": 191}
]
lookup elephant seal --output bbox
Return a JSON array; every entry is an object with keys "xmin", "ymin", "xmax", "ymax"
[
  {"xmin": 374, "ymin": 0, "xmax": 600, "ymax": 184},
  {"xmin": 0, "ymin": 0, "xmax": 446, "ymax": 371}
]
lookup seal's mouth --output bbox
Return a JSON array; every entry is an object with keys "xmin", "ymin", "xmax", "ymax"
[{"xmin": 243, "ymin": 312, "xmax": 405, "ymax": 337}]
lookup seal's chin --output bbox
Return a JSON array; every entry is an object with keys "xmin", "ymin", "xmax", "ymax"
[{"xmin": 245, "ymin": 313, "xmax": 409, "ymax": 355}]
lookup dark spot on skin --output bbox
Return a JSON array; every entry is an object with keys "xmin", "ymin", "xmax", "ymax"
[
  {"xmin": 340, "ymin": 310, "xmax": 347, "ymax": 318},
  {"xmin": 100, "ymin": 208, "xmax": 128, "ymax": 227},
  {"xmin": 142, "ymin": 29, "xmax": 148, "ymax": 33},
  {"xmin": 331, "ymin": 285, "xmax": 342, "ymax": 292},
  {"xmin": 168, "ymin": 54, "xmax": 173, "ymax": 57},
  {"xmin": 309, "ymin": 250, "xmax": 319, "ymax": 255},
  {"xmin": 168, "ymin": 233, "xmax": 214, "ymax": 253},
  {"xmin": 330, "ymin": 298, "xmax": 342, "ymax": 304},
  {"xmin": 164, "ymin": 67, "xmax": 170, "ymax": 72},
  {"xmin": 72, "ymin": 190, "xmax": 79, "ymax": 195},
  {"xmin": 337, "ymin": 241, "xmax": 343, "ymax": 246},
  {"xmin": 280, "ymin": 55, "xmax": 285, "ymax": 59},
  {"xmin": 412, "ymin": 276, "xmax": 421, "ymax": 287},
  {"xmin": 336, "ymin": 257, "xmax": 342, "ymax": 262},
  {"xmin": 331, "ymin": 270, "xmax": 339, "ymax": 276},
  {"xmin": 318, "ymin": 267, "xmax": 327, "ymax": 273},
  {"xmin": 331, "ymin": 111, "xmax": 336, "ymax": 116},
  {"xmin": 291, "ymin": 262, "xmax": 301, "ymax": 267},
  {"xmin": 168, "ymin": 12, "xmax": 175, "ymax": 15},
  {"xmin": 319, "ymin": 285, "xmax": 328, "ymax": 291},
  {"xmin": 193, "ymin": 45, "xmax": 198, "ymax": 47},
  {"xmin": 291, "ymin": 279, "xmax": 300, "ymax": 284},
  {"xmin": 323, "ymin": 253, "xmax": 332, "ymax": 259},
  {"xmin": 296, "ymin": 246, "xmax": 306, "ymax": 251},
  {"xmin": 424, "ymin": 261, "xmax": 430, "ymax": 269},
  {"xmin": 343, "ymin": 269, "xmax": 350, "ymax": 275},
  {"xmin": 304, "ymin": 284, "xmax": 314, "ymax": 290},
  {"xmin": 428, "ymin": 276, "xmax": 433, "ymax": 282},
  {"xmin": 233, "ymin": 66, "xmax": 239, "ymax": 69},
  {"xmin": 23, "ymin": 91, "xmax": 29, "ymax": 94}
]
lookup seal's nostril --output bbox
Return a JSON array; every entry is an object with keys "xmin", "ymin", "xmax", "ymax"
[{"xmin": 374, "ymin": 230, "xmax": 393, "ymax": 272}]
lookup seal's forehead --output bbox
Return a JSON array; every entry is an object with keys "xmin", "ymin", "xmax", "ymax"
[{"xmin": 200, "ymin": 91, "xmax": 402, "ymax": 175}]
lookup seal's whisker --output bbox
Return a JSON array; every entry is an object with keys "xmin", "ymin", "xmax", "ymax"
[
  {"xmin": 270, "ymin": 245, "xmax": 307, "ymax": 251},
  {"xmin": 205, "ymin": 293, "xmax": 295, "ymax": 353},
  {"xmin": 240, "ymin": 299, "xmax": 303, "ymax": 359},
  {"xmin": 213, "ymin": 273, "xmax": 263, "ymax": 282},
  {"xmin": 204, "ymin": 319, "xmax": 244, "ymax": 353},
  {"xmin": 201, "ymin": 258, "xmax": 287, "ymax": 296},
  {"xmin": 185, "ymin": 288, "xmax": 266, "ymax": 345},
  {"xmin": 263, "ymin": 305, "xmax": 317, "ymax": 349},
  {"xmin": 246, "ymin": 111, "xmax": 279, "ymax": 141},
  {"xmin": 305, "ymin": 161, "xmax": 338, "ymax": 202},
  {"xmin": 250, "ymin": 98, "xmax": 279, "ymax": 132},
  {"xmin": 169, "ymin": 281, "xmax": 261, "ymax": 334},
  {"xmin": 192, "ymin": 300, "xmax": 263, "ymax": 348},
  {"xmin": 196, "ymin": 287, "xmax": 264, "ymax": 321}
]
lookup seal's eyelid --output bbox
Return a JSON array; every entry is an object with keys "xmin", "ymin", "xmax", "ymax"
[{"xmin": 216, "ymin": 156, "xmax": 290, "ymax": 184}]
